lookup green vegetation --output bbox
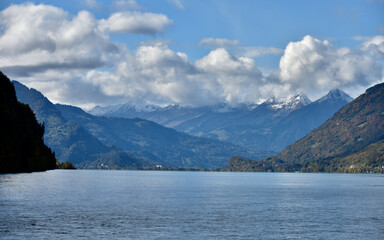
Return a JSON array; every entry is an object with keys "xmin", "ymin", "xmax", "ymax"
[
  {"xmin": 226, "ymin": 156, "xmax": 302, "ymax": 172},
  {"xmin": 0, "ymin": 71, "xmax": 56, "ymax": 173},
  {"xmin": 227, "ymin": 83, "xmax": 384, "ymax": 173},
  {"xmin": 56, "ymin": 161, "xmax": 76, "ymax": 169}
]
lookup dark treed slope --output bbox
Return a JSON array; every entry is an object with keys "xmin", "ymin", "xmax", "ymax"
[
  {"xmin": 56, "ymin": 104, "xmax": 271, "ymax": 168},
  {"xmin": 226, "ymin": 83, "xmax": 384, "ymax": 173},
  {"xmin": 278, "ymin": 84, "xmax": 384, "ymax": 162},
  {"xmin": 0, "ymin": 72, "xmax": 56, "ymax": 173},
  {"xmin": 13, "ymin": 81, "xmax": 144, "ymax": 169}
]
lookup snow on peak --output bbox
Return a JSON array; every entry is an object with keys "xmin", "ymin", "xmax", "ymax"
[
  {"xmin": 134, "ymin": 105, "xmax": 161, "ymax": 112},
  {"xmin": 261, "ymin": 92, "xmax": 311, "ymax": 110},
  {"xmin": 163, "ymin": 104, "xmax": 184, "ymax": 110},
  {"xmin": 318, "ymin": 89, "xmax": 353, "ymax": 103},
  {"xmin": 286, "ymin": 92, "xmax": 312, "ymax": 107}
]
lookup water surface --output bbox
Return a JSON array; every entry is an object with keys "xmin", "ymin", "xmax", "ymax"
[{"xmin": 1, "ymin": 170, "xmax": 383, "ymax": 239}]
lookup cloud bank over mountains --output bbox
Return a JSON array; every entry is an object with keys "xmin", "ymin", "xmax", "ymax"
[
  {"xmin": 0, "ymin": 3, "xmax": 383, "ymax": 108},
  {"xmin": 279, "ymin": 36, "xmax": 383, "ymax": 98}
]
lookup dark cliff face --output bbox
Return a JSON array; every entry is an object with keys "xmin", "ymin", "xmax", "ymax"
[{"xmin": 0, "ymin": 71, "xmax": 56, "ymax": 173}]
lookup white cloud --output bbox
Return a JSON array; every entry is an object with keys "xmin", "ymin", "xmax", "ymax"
[
  {"xmin": 0, "ymin": 3, "xmax": 119, "ymax": 76},
  {"xmin": 84, "ymin": 0, "xmax": 103, "ymax": 10},
  {"xmin": 82, "ymin": 41, "xmax": 211, "ymax": 106},
  {"xmin": 167, "ymin": 0, "xmax": 185, "ymax": 9},
  {"xmin": 112, "ymin": 0, "xmax": 141, "ymax": 10},
  {"xmin": 195, "ymin": 48, "xmax": 266, "ymax": 104},
  {"xmin": 198, "ymin": 38, "xmax": 240, "ymax": 48},
  {"xmin": 357, "ymin": 35, "xmax": 384, "ymax": 59},
  {"xmin": 0, "ymin": 3, "xmax": 382, "ymax": 108},
  {"xmin": 98, "ymin": 11, "xmax": 173, "ymax": 35},
  {"xmin": 279, "ymin": 35, "xmax": 383, "ymax": 98},
  {"xmin": 238, "ymin": 46, "xmax": 284, "ymax": 58},
  {"xmin": 196, "ymin": 48, "xmax": 260, "ymax": 76},
  {"xmin": 76, "ymin": 44, "xmax": 269, "ymax": 107},
  {"xmin": 199, "ymin": 38, "xmax": 283, "ymax": 59},
  {"xmin": 78, "ymin": 36, "xmax": 382, "ymax": 107}
]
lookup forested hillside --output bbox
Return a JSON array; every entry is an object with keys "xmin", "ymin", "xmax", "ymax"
[
  {"xmin": 226, "ymin": 83, "xmax": 384, "ymax": 173},
  {"xmin": 0, "ymin": 72, "xmax": 56, "ymax": 173}
]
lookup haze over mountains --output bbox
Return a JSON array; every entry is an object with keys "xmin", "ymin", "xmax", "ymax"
[{"xmin": 90, "ymin": 90, "xmax": 353, "ymax": 152}]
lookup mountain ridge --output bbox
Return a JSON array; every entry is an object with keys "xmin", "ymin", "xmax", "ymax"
[
  {"xmin": 14, "ymin": 81, "xmax": 270, "ymax": 168},
  {"xmin": 226, "ymin": 82, "xmax": 384, "ymax": 173},
  {"xmin": 56, "ymin": 103, "xmax": 270, "ymax": 168},
  {"xmin": 89, "ymin": 90, "xmax": 353, "ymax": 152},
  {"xmin": 13, "ymin": 81, "xmax": 145, "ymax": 169}
]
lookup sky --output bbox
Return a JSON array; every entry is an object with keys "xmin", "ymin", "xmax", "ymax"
[{"xmin": 0, "ymin": 0, "xmax": 383, "ymax": 109}]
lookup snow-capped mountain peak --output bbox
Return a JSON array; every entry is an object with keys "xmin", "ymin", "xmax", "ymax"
[
  {"xmin": 132, "ymin": 104, "xmax": 161, "ymax": 112},
  {"xmin": 261, "ymin": 92, "xmax": 311, "ymax": 110},
  {"xmin": 88, "ymin": 103, "xmax": 161, "ymax": 116},
  {"xmin": 317, "ymin": 89, "xmax": 353, "ymax": 103},
  {"xmin": 285, "ymin": 92, "xmax": 312, "ymax": 108}
]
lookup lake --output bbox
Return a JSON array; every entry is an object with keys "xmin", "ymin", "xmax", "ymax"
[{"xmin": 1, "ymin": 170, "xmax": 383, "ymax": 239}]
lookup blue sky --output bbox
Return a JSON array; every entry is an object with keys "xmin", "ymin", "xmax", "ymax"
[
  {"xmin": 0, "ymin": 0, "xmax": 383, "ymax": 108},
  {"xmin": 3, "ymin": 0, "xmax": 381, "ymax": 63}
]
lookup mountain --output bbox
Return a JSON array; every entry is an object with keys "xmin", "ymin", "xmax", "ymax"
[
  {"xmin": 89, "ymin": 91, "xmax": 352, "ymax": 152},
  {"xmin": 226, "ymin": 83, "xmax": 384, "ymax": 173},
  {"xmin": 0, "ymin": 72, "xmax": 56, "ymax": 173},
  {"xmin": 56, "ymin": 104, "xmax": 271, "ymax": 168},
  {"xmin": 13, "ymin": 81, "xmax": 269, "ymax": 168},
  {"xmin": 13, "ymin": 81, "xmax": 144, "ymax": 169},
  {"xmin": 264, "ymin": 89, "xmax": 354, "ymax": 150}
]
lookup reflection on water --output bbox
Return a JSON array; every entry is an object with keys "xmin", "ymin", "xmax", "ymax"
[{"xmin": 1, "ymin": 170, "xmax": 384, "ymax": 239}]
